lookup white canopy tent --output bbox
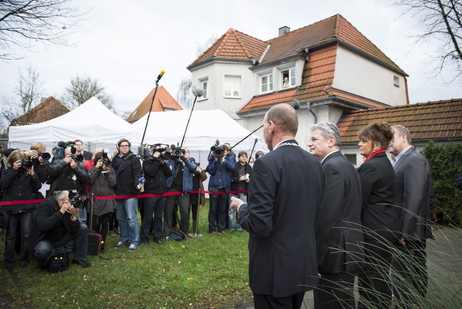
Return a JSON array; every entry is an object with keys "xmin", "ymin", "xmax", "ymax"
[
  {"xmin": 131, "ymin": 109, "xmax": 268, "ymax": 165},
  {"xmin": 9, "ymin": 97, "xmax": 137, "ymax": 152}
]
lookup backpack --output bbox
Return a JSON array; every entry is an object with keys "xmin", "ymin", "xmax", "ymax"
[
  {"xmin": 167, "ymin": 230, "xmax": 187, "ymax": 241},
  {"xmin": 48, "ymin": 252, "xmax": 70, "ymax": 273}
]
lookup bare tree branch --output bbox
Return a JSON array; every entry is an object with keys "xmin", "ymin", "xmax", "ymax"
[{"xmin": 0, "ymin": 0, "xmax": 85, "ymax": 60}]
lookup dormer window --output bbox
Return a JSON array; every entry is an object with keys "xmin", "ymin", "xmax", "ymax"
[
  {"xmin": 261, "ymin": 73, "xmax": 273, "ymax": 93},
  {"xmin": 281, "ymin": 68, "xmax": 295, "ymax": 88}
]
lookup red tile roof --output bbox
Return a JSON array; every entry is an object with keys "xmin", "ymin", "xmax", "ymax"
[
  {"xmin": 126, "ymin": 86, "xmax": 183, "ymax": 123},
  {"xmin": 13, "ymin": 96, "xmax": 69, "ymax": 125},
  {"xmin": 337, "ymin": 98, "xmax": 462, "ymax": 143},
  {"xmin": 190, "ymin": 28, "xmax": 269, "ymax": 66}
]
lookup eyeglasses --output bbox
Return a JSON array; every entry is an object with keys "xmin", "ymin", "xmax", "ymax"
[{"xmin": 119, "ymin": 144, "xmax": 129, "ymax": 148}]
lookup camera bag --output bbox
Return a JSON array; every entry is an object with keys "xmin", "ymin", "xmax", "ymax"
[
  {"xmin": 48, "ymin": 252, "xmax": 69, "ymax": 273},
  {"xmin": 87, "ymin": 195, "xmax": 102, "ymax": 255}
]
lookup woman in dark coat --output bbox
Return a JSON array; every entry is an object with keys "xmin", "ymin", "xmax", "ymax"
[
  {"xmin": 1, "ymin": 149, "xmax": 42, "ymax": 270},
  {"xmin": 356, "ymin": 122, "xmax": 400, "ymax": 309},
  {"xmin": 86, "ymin": 151, "xmax": 117, "ymax": 253}
]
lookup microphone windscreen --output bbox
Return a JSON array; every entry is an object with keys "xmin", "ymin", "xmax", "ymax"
[
  {"xmin": 192, "ymin": 85, "xmax": 204, "ymax": 97},
  {"xmin": 291, "ymin": 99, "xmax": 300, "ymax": 110}
]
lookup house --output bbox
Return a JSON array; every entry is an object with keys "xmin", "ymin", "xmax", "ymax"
[
  {"xmin": 337, "ymin": 98, "xmax": 462, "ymax": 166},
  {"xmin": 12, "ymin": 96, "xmax": 69, "ymax": 126},
  {"xmin": 187, "ymin": 14, "xmax": 409, "ymax": 148},
  {"xmin": 126, "ymin": 86, "xmax": 183, "ymax": 123}
]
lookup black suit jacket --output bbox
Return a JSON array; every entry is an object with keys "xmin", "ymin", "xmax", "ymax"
[
  {"xmin": 238, "ymin": 140, "xmax": 324, "ymax": 297},
  {"xmin": 316, "ymin": 151, "xmax": 363, "ymax": 274},
  {"xmin": 357, "ymin": 151, "xmax": 400, "ymax": 242},
  {"xmin": 393, "ymin": 147, "xmax": 433, "ymax": 241}
]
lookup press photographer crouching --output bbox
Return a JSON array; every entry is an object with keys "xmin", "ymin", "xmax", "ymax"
[
  {"xmin": 48, "ymin": 145, "xmax": 89, "ymax": 223},
  {"xmin": 27, "ymin": 190, "xmax": 91, "ymax": 269}
]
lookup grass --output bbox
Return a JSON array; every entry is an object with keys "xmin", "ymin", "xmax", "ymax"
[{"xmin": 0, "ymin": 200, "xmax": 253, "ymax": 309}]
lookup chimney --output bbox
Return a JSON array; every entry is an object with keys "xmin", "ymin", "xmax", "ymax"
[{"xmin": 279, "ymin": 26, "xmax": 290, "ymax": 36}]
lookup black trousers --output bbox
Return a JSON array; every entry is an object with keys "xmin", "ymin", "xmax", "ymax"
[
  {"xmin": 253, "ymin": 292, "xmax": 305, "ymax": 309},
  {"xmin": 314, "ymin": 271, "xmax": 356, "ymax": 308},
  {"xmin": 357, "ymin": 239, "xmax": 396, "ymax": 309},
  {"xmin": 392, "ymin": 239, "xmax": 428, "ymax": 308}
]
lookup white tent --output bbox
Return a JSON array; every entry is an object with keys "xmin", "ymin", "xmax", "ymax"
[
  {"xmin": 131, "ymin": 109, "xmax": 268, "ymax": 165},
  {"xmin": 9, "ymin": 97, "xmax": 136, "ymax": 152}
]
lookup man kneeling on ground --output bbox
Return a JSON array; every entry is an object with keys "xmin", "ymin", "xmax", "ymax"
[{"xmin": 28, "ymin": 190, "xmax": 91, "ymax": 269}]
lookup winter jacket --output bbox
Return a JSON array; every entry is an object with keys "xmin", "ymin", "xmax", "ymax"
[
  {"xmin": 87, "ymin": 166, "xmax": 117, "ymax": 216},
  {"xmin": 207, "ymin": 154, "xmax": 235, "ymax": 189},
  {"xmin": 143, "ymin": 158, "xmax": 172, "ymax": 194},
  {"xmin": 166, "ymin": 157, "xmax": 197, "ymax": 192},
  {"xmin": 0, "ymin": 168, "xmax": 41, "ymax": 214},
  {"xmin": 48, "ymin": 158, "xmax": 89, "ymax": 194},
  {"xmin": 112, "ymin": 151, "xmax": 142, "ymax": 196}
]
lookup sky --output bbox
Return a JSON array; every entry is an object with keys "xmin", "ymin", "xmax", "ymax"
[{"xmin": 1, "ymin": 0, "xmax": 460, "ymax": 118}]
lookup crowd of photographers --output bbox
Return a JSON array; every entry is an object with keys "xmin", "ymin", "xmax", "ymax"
[{"xmin": 0, "ymin": 138, "xmax": 256, "ymax": 271}]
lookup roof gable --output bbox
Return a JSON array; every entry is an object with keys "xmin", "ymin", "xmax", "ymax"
[
  {"xmin": 13, "ymin": 96, "xmax": 69, "ymax": 125},
  {"xmin": 190, "ymin": 28, "xmax": 269, "ymax": 67},
  {"xmin": 126, "ymin": 86, "xmax": 183, "ymax": 123},
  {"xmin": 337, "ymin": 98, "xmax": 462, "ymax": 143}
]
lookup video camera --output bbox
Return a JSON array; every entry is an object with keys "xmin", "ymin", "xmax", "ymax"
[
  {"xmin": 70, "ymin": 145, "xmax": 84, "ymax": 163},
  {"xmin": 210, "ymin": 140, "xmax": 225, "ymax": 158},
  {"xmin": 170, "ymin": 144, "xmax": 185, "ymax": 160},
  {"xmin": 68, "ymin": 190, "xmax": 87, "ymax": 209},
  {"xmin": 55, "ymin": 141, "xmax": 81, "ymax": 161},
  {"xmin": 138, "ymin": 143, "xmax": 171, "ymax": 161}
]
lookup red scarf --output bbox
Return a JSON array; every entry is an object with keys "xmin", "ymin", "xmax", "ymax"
[{"xmin": 364, "ymin": 149, "xmax": 386, "ymax": 162}]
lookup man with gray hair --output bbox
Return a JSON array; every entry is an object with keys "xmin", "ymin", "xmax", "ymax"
[
  {"xmin": 388, "ymin": 125, "xmax": 434, "ymax": 307},
  {"xmin": 27, "ymin": 190, "xmax": 91, "ymax": 269},
  {"xmin": 308, "ymin": 122, "xmax": 363, "ymax": 309}
]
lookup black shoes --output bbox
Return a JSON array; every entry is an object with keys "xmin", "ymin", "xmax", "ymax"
[
  {"xmin": 72, "ymin": 259, "xmax": 91, "ymax": 268},
  {"xmin": 154, "ymin": 239, "xmax": 165, "ymax": 245}
]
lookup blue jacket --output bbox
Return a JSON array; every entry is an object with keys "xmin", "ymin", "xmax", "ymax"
[
  {"xmin": 166, "ymin": 157, "xmax": 197, "ymax": 192},
  {"xmin": 207, "ymin": 154, "xmax": 235, "ymax": 189}
]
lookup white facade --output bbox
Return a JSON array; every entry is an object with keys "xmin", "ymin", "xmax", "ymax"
[{"xmin": 333, "ymin": 46, "xmax": 407, "ymax": 106}]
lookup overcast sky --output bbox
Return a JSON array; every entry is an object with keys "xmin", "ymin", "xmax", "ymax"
[{"xmin": 1, "ymin": 0, "xmax": 460, "ymax": 117}]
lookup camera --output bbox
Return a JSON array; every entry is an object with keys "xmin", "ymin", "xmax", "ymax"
[
  {"xmin": 32, "ymin": 151, "xmax": 51, "ymax": 166},
  {"xmin": 211, "ymin": 140, "xmax": 225, "ymax": 158},
  {"xmin": 55, "ymin": 141, "xmax": 76, "ymax": 160},
  {"xmin": 68, "ymin": 190, "xmax": 87, "ymax": 209},
  {"xmin": 20, "ymin": 159, "xmax": 33, "ymax": 169},
  {"xmin": 101, "ymin": 150, "xmax": 112, "ymax": 167},
  {"xmin": 139, "ymin": 143, "xmax": 171, "ymax": 161},
  {"xmin": 70, "ymin": 145, "xmax": 83, "ymax": 163},
  {"xmin": 170, "ymin": 145, "xmax": 185, "ymax": 160}
]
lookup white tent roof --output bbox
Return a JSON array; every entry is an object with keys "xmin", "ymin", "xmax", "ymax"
[
  {"xmin": 9, "ymin": 97, "xmax": 136, "ymax": 151},
  {"xmin": 131, "ymin": 110, "xmax": 267, "ymax": 154}
]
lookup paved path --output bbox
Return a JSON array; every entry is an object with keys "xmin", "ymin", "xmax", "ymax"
[{"xmin": 237, "ymin": 226, "xmax": 462, "ymax": 309}]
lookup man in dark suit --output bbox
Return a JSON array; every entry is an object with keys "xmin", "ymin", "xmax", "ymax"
[
  {"xmin": 230, "ymin": 103, "xmax": 324, "ymax": 309},
  {"xmin": 389, "ymin": 125, "xmax": 435, "ymax": 307},
  {"xmin": 308, "ymin": 122, "xmax": 363, "ymax": 309}
]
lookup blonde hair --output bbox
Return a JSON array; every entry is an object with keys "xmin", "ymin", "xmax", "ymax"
[{"xmin": 6, "ymin": 150, "xmax": 27, "ymax": 168}]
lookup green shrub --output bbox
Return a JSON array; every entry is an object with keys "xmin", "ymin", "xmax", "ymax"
[{"xmin": 421, "ymin": 141, "xmax": 462, "ymax": 225}]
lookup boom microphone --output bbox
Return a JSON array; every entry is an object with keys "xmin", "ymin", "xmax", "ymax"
[
  {"xmin": 156, "ymin": 70, "xmax": 166, "ymax": 83},
  {"xmin": 192, "ymin": 85, "xmax": 204, "ymax": 97},
  {"xmin": 291, "ymin": 99, "xmax": 300, "ymax": 110}
]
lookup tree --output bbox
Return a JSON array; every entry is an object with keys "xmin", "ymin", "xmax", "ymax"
[
  {"xmin": 1, "ymin": 65, "xmax": 44, "ymax": 127},
  {"xmin": 396, "ymin": 0, "xmax": 462, "ymax": 81},
  {"xmin": 64, "ymin": 76, "xmax": 115, "ymax": 111},
  {"xmin": 0, "ymin": 0, "xmax": 83, "ymax": 60}
]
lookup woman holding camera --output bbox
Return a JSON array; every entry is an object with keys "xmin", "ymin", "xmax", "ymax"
[
  {"xmin": 86, "ymin": 151, "xmax": 117, "ymax": 253},
  {"xmin": 0, "ymin": 149, "xmax": 42, "ymax": 270}
]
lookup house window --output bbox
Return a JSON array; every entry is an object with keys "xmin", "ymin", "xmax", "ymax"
[
  {"xmin": 261, "ymin": 74, "xmax": 273, "ymax": 93},
  {"xmin": 281, "ymin": 68, "xmax": 295, "ymax": 88},
  {"xmin": 200, "ymin": 79, "xmax": 208, "ymax": 99},
  {"xmin": 344, "ymin": 154, "xmax": 357, "ymax": 167},
  {"xmin": 393, "ymin": 75, "xmax": 400, "ymax": 87},
  {"xmin": 224, "ymin": 75, "xmax": 241, "ymax": 97}
]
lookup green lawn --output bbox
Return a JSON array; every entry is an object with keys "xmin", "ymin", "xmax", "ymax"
[{"xmin": 1, "ymin": 200, "xmax": 253, "ymax": 309}]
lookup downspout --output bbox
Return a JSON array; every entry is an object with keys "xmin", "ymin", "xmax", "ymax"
[{"xmin": 307, "ymin": 101, "xmax": 317, "ymax": 124}]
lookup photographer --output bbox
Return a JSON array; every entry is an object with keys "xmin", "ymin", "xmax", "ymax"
[
  {"xmin": 74, "ymin": 139, "xmax": 93, "ymax": 161},
  {"xmin": 1, "ymin": 150, "xmax": 42, "ymax": 271},
  {"xmin": 140, "ymin": 148, "xmax": 172, "ymax": 245},
  {"xmin": 229, "ymin": 151, "xmax": 252, "ymax": 231},
  {"xmin": 206, "ymin": 143, "xmax": 235, "ymax": 235},
  {"xmin": 48, "ymin": 146, "xmax": 90, "ymax": 223},
  {"xmin": 27, "ymin": 190, "xmax": 90, "ymax": 269},
  {"xmin": 164, "ymin": 148, "xmax": 197, "ymax": 238},
  {"xmin": 112, "ymin": 138, "xmax": 142, "ymax": 251},
  {"xmin": 30, "ymin": 142, "xmax": 51, "ymax": 185},
  {"xmin": 86, "ymin": 151, "xmax": 117, "ymax": 253}
]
